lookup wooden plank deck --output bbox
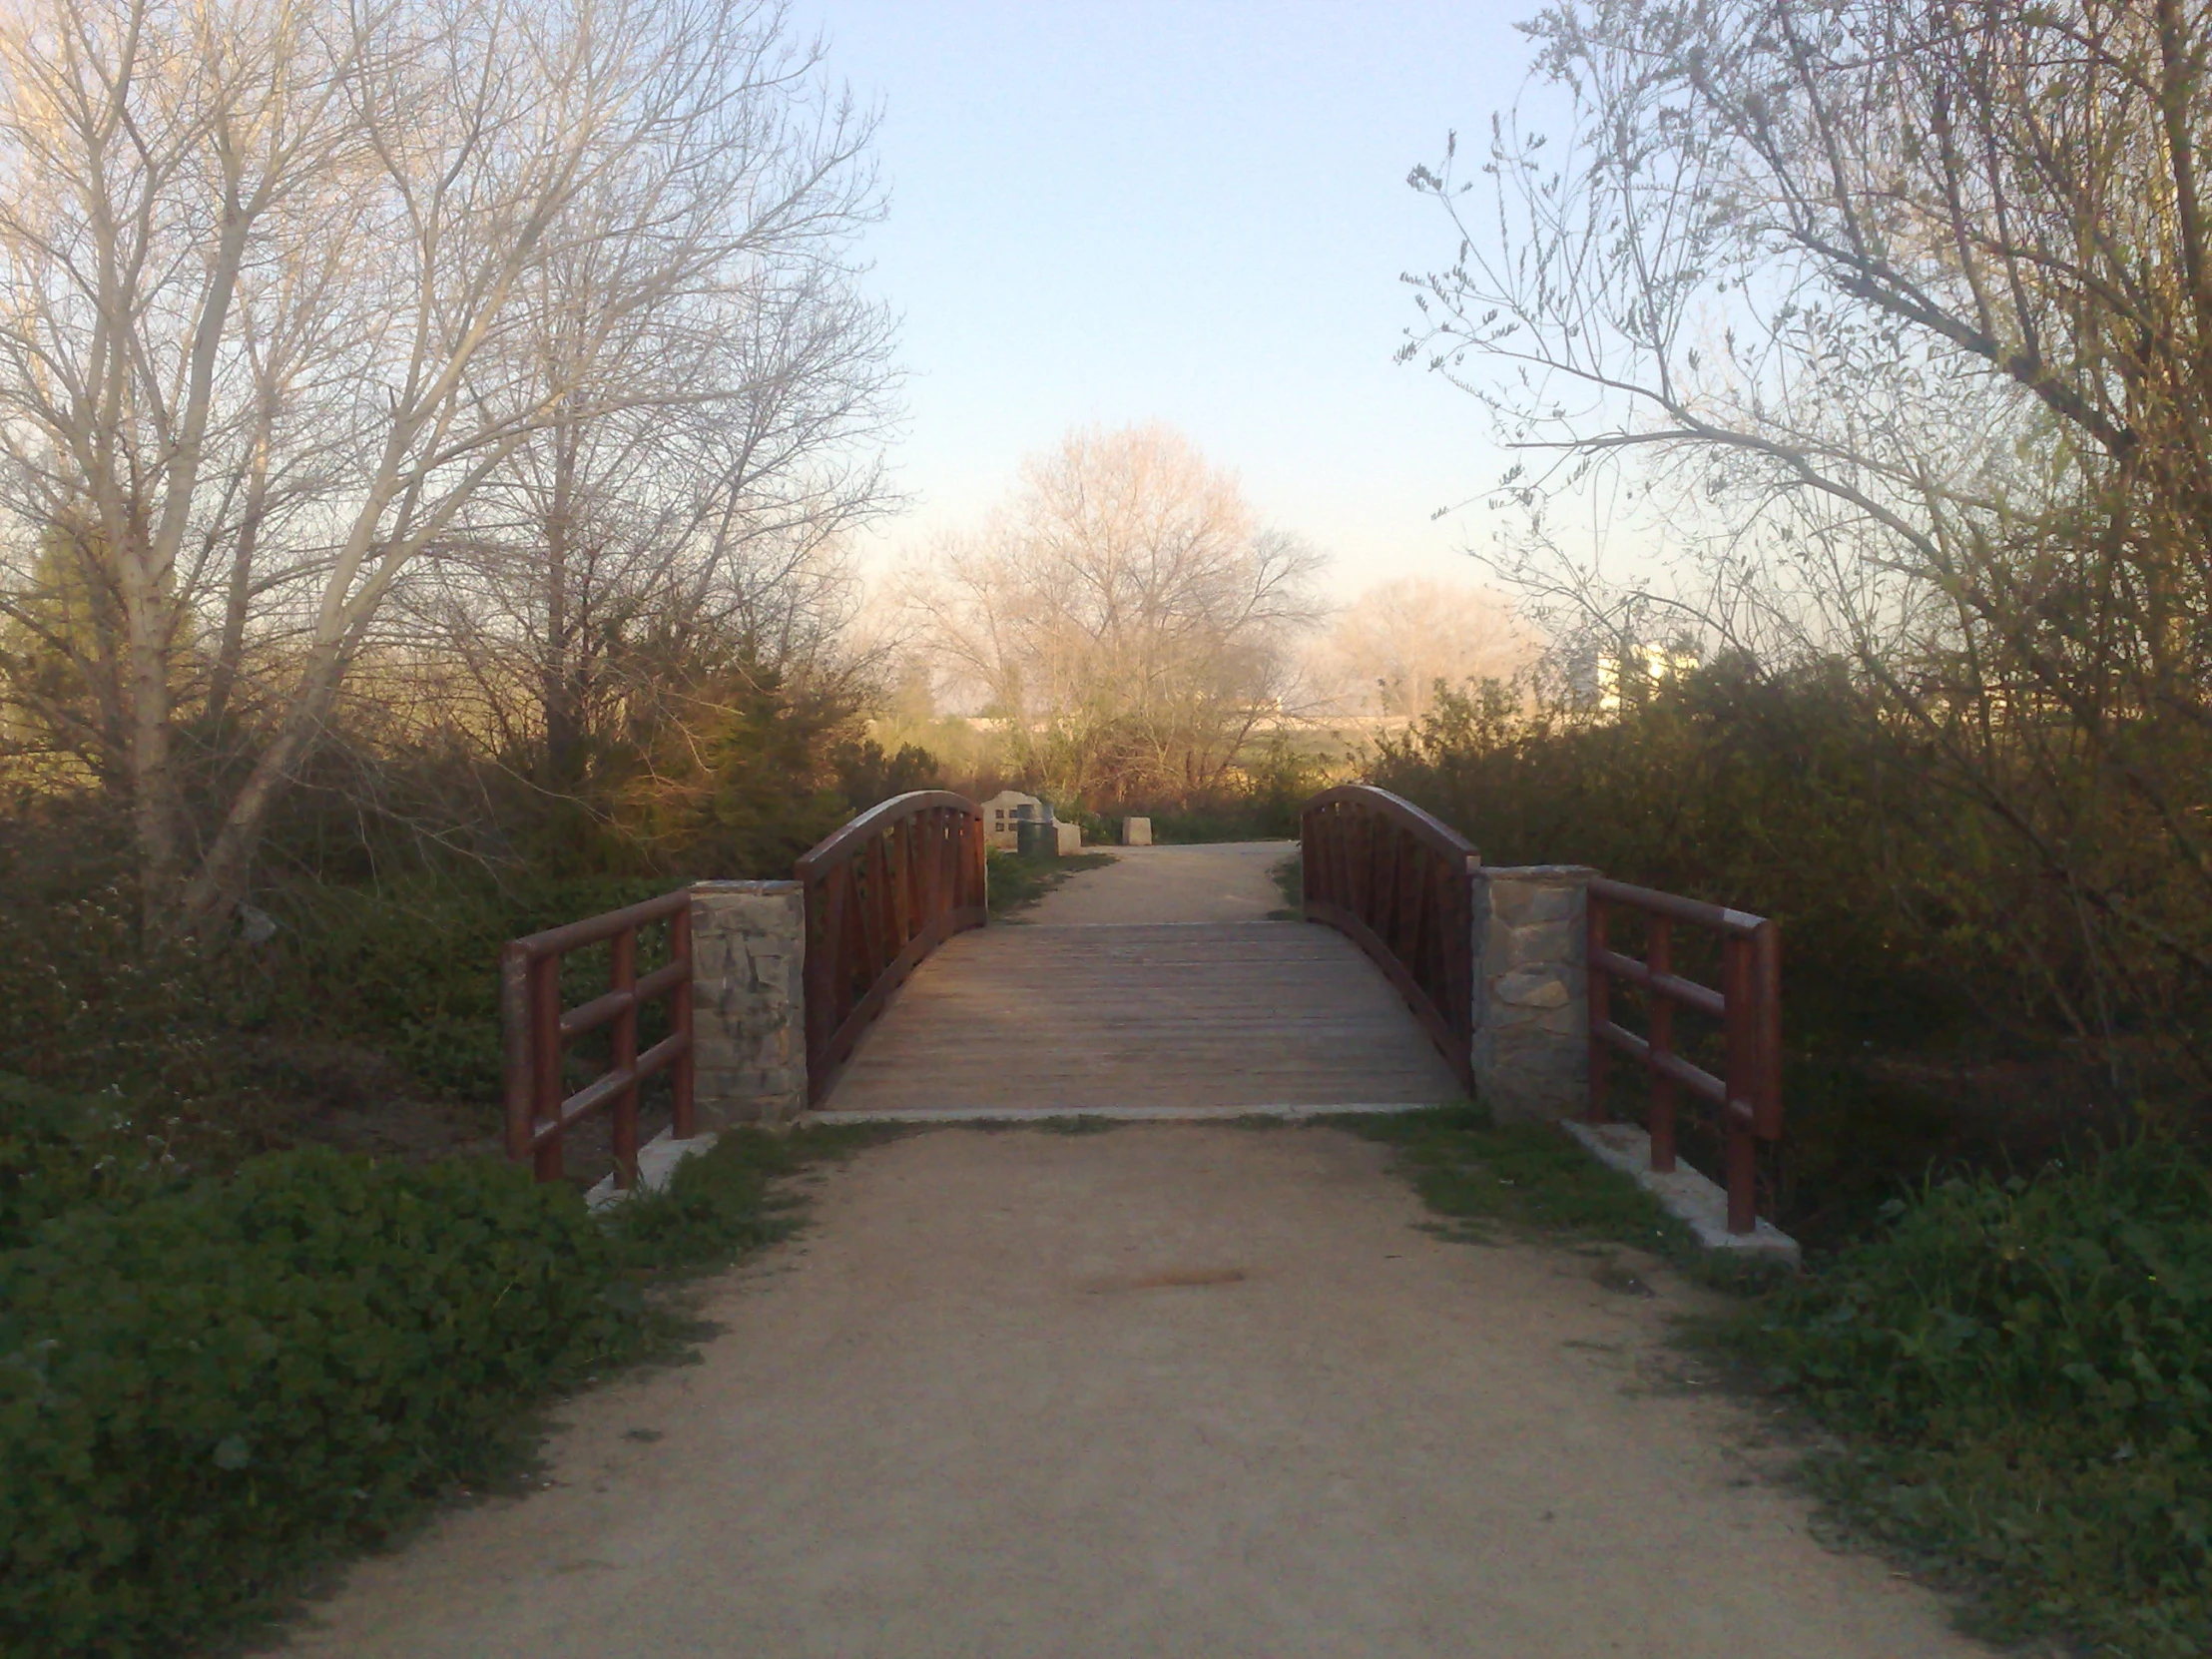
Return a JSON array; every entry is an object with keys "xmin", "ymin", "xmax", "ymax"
[{"xmin": 816, "ymin": 920, "xmax": 1463, "ymax": 1116}]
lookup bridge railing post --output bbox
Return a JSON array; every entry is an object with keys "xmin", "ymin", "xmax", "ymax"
[
  {"xmin": 690, "ymin": 879, "xmax": 809, "ymax": 1129},
  {"xmin": 1468, "ymin": 865, "xmax": 1595, "ymax": 1123}
]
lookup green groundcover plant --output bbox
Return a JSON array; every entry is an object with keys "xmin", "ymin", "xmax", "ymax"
[
  {"xmin": 0, "ymin": 1148, "xmax": 640, "ymax": 1655},
  {"xmin": 0, "ymin": 1133, "xmax": 822, "ymax": 1659},
  {"xmin": 1728, "ymin": 1137, "xmax": 2212, "ymax": 1657}
]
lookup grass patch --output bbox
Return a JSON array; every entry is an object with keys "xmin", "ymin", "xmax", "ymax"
[
  {"xmin": 985, "ymin": 848, "xmax": 1115, "ymax": 919},
  {"xmin": 1336, "ymin": 1103, "xmax": 1691, "ymax": 1251},
  {"xmin": 1267, "ymin": 850, "xmax": 1302, "ymax": 919},
  {"xmin": 604, "ymin": 1120, "xmax": 896, "ymax": 1275},
  {"xmin": 948, "ymin": 1114, "xmax": 1120, "ymax": 1135}
]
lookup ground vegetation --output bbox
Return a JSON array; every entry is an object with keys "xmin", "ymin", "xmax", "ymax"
[
  {"xmin": 0, "ymin": 1117, "xmax": 878, "ymax": 1659},
  {"xmin": 1387, "ymin": 6, "xmax": 2212, "ymax": 1643}
]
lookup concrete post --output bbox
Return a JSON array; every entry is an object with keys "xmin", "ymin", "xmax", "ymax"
[
  {"xmin": 689, "ymin": 880, "xmax": 808, "ymax": 1128},
  {"xmin": 1469, "ymin": 865, "xmax": 1594, "ymax": 1122}
]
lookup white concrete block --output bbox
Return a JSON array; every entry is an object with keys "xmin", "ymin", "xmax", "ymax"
[{"xmin": 1561, "ymin": 1119, "xmax": 1800, "ymax": 1265}]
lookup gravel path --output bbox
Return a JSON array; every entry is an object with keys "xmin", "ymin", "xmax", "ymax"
[
  {"xmin": 281, "ymin": 1127, "xmax": 1982, "ymax": 1659},
  {"xmin": 1021, "ymin": 838, "xmax": 1294, "ymax": 923}
]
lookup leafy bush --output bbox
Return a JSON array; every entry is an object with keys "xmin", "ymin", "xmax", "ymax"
[
  {"xmin": 1372, "ymin": 663, "xmax": 1964, "ymax": 1050},
  {"xmin": 0, "ymin": 815, "xmax": 259, "ymax": 1110},
  {"xmin": 1733, "ymin": 1138, "xmax": 2212, "ymax": 1655},
  {"xmin": 0, "ymin": 1076, "xmax": 194, "ymax": 1254},
  {"xmin": 0, "ymin": 1149, "xmax": 648, "ymax": 1657},
  {"xmin": 264, "ymin": 871, "xmax": 674, "ymax": 1100}
]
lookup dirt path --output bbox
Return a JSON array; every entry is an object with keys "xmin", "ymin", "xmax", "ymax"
[
  {"xmin": 1023, "ymin": 838, "xmax": 1293, "ymax": 923},
  {"xmin": 282, "ymin": 1128, "xmax": 1981, "ymax": 1658}
]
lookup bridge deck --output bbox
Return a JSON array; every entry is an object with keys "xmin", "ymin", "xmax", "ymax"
[{"xmin": 817, "ymin": 920, "xmax": 1462, "ymax": 1116}]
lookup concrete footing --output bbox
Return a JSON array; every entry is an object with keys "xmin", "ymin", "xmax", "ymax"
[
  {"xmin": 586, "ymin": 1126, "xmax": 720, "ymax": 1212},
  {"xmin": 1561, "ymin": 1119, "xmax": 1800, "ymax": 1265}
]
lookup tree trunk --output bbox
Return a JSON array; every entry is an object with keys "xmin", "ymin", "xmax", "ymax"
[
  {"xmin": 540, "ymin": 419, "xmax": 584, "ymax": 792},
  {"xmin": 113, "ymin": 517, "xmax": 183, "ymax": 934},
  {"xmin": 173, "ymin": 637, "xmax": 348, "ymax": 936}
]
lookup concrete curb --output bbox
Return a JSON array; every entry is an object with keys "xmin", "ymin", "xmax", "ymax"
[
  {"xmin": 585, "ymin": 1126, "xmax": 720, "ymax": 1212},
  {"xmin": 1561, "ymin": 1119, "xmax": 1801, "ymax": 1266},
  {"xmin": 805, "ymin": 1102, "xmax": 1444, "ymax": 1126}
]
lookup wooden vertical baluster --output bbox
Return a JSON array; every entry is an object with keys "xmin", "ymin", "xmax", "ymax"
[
  {"xmin": 922, "ymin": 811, "xmax": 940, "ymax": 934},
  {"xmin": 610, "ymin": 924, "xmax": 639, "ymax": 1189},
  {"xmin": 1755, "ymin": 920, "xmax": 1783, "ymax": 1140},
  {"xmin": 894, "ymin": 820, "xmax": 910, "ymax": 945},
  {"xmin": 859, "ymin": 837, "xmax": 889, "ymax": 982},
  {"xmin": 531, "ymin": 951, "xmax": 564, "ymax": 1184},
  {"xmin": 1646, "ymin": 916, "xmax": 1676, "ymax": 1173},
  {"xmin": 1722, "ymin": 935, "xmax": 1757, "ymax": 1234},
  {"xmin": 1586, "ymin": 892, "xmax": 1610, "ymax": 1123}
]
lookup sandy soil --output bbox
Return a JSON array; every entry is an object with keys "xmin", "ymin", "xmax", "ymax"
[{"xmin": 279, "ymin": 1127, "xmax": 1983, "ymax": 1659}]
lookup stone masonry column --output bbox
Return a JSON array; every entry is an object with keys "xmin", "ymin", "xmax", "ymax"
[
  {"xmin": 689, "ymin": 880, "xmax": 808, "ymax": 1128},
  {"xmin": 1469, "ymin": 865, "xmax": 1594, "ymax": 1122}
]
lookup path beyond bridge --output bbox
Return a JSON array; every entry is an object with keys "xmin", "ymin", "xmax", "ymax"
[{"xmin": 820, "ymin": 842, "xmax": 1461, "ymax": 1118}]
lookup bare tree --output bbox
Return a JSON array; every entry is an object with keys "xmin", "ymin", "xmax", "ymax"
[
  {"xmin": 1406, "ymin": 0, "xmax": 2212, "ymax": 1058},
  {"xmin": 409, "ymin": 90, "xmax": 898, "ymax": 803},
  {"xmin": 912, "ymin": 424, "xmax": 1322, "ymax": 804},
  {"xmin": 0, "ymin": 0, "xmax": 877, "ymax": 933},
  {"xmin": 1313, "ymin": 576, "xmax": 1533, "ymax": 718}
]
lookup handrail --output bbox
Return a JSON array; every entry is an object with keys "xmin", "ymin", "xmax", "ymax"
[
  {"xmin": 1300, "ymin": 785, "xmax": 1480, "ymax": 1086},
  {"xmin": 501, "ymin": 888, "xmax": 695, "ymax": 1187},
  {"xmin": 795, "ymin": 791, "xmax": 987, "ymax": 1102},
  {"xmin": 1587, "ymin": 875, "xmax": 1782, "ymax": 1235},
  {"xmin": 1303, "ymin": 784, "xmax": 1479, "ymax": 859}
]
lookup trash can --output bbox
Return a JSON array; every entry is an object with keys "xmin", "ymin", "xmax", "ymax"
[{"xmin": 1016, "ymin": 814, "xmax": 1055, "ymax": 858}]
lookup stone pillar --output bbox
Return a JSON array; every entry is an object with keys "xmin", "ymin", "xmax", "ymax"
[
  {"xmin": 1469, "ymin": 865, "xmax": 1593, "ymax": 1122},
  {"xmin": 689, "ymin": 880, "xmax": 808, "ymax": 1127}
]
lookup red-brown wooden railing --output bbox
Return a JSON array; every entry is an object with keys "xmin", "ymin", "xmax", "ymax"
[
  {"xmin": 796, "ymin": 791, "xmax": 987, "ymax": 1103},
  {"xmin": 1586, "ymin": 878, "xmax": 1781, "ymax": 1234},
  {"xmin": 502, "ymin": 889, "xmax": 695, "ymax": 1187},
  {"xmin": 1301, "ymin": 785, "xmax": 1480, "ymax": 1088}
]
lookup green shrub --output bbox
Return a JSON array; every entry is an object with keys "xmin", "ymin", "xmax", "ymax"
[
  {"xmin": 263, "ymin": 871, "xmax": 675, "ymax": 1100},
  {"xmin": 0, "ymin": 1076, "xmax": 192, "ymax": 1254},
  {"xmin": 1733, "ymin": 1137, "xmax": 2212, "ymax": 1655},
  {"xmin": 0, "ymin": 1148, "xmax": 648, "ymax": 1657}
]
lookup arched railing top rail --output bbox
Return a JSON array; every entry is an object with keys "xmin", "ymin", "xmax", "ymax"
[
  {"xmin": 795, "ymin": 791, "xmax": 986, "ymax": 1103},
  {"xmin": 1300, "ymin": 785, "xmax": 1480, "ymax": 1087}
]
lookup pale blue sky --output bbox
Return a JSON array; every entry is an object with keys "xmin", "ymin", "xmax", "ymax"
[{"xmin": 796, "ymin": 0, "xmax": 1542, "ymax": 596}]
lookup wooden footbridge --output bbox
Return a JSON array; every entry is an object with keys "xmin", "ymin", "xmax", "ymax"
[{"xmin": 503, "ymin": 788, "xmax": 1787, "ymax": 1237}]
